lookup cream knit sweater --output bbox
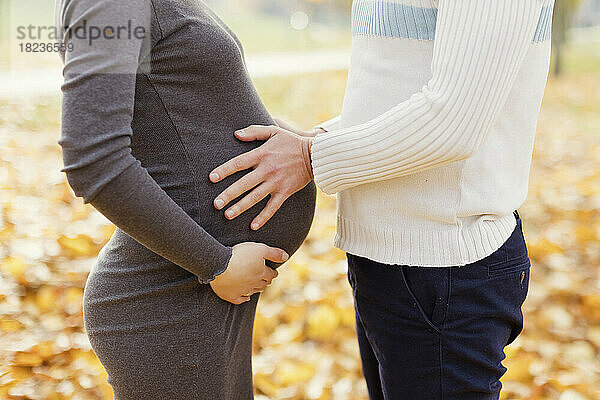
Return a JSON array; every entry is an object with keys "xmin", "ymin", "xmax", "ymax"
[{"xmin": 311, "ymin": 0, "xmax": 554, "ymax": 266}]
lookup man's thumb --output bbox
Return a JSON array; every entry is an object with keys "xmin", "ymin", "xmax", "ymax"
[{"xmin": 235, "ymin": 125, "xmax": 277, "ymax": 142}]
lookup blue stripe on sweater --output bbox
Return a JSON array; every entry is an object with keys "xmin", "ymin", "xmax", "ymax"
[
  {"xmin": 352, "ymin": 1, "xmax": 553, "ymax": 43},
  {"xmin": 352, "ymin": 1, "xmax": 437, "ymax": 40},
  {"xmin": 533, "ymin": 4, "xmax": 554, "ymax": 42}
]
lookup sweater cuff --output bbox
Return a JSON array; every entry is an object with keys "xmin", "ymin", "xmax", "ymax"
[
  {"xmin": 310, "ymin": 120, "xmax": 387, "ymax": 195},
  {"xmin": 313, "ymin": 115, "xmax": 341, "ymax": 132},
  {"xmin": 310, "ymin": 128, "xmax": 345, "ymax": 195},
  {"xmin": 197, "ymin": 245, "xmax": 233, "ymax": 284}
]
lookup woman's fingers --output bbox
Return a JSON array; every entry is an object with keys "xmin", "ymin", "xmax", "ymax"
[
  {"xmin": 222, "ymin": 184, "xmax": 270, "ymax": 219},
  {"xmin": 261, "ymin": 268, "xmax": 278, "ymax": 285},
  {"xmin": 214, "ymin": 171, "xmax": 263, "ymax": 212},
  {"xmin": 214, "ymin": 292, "xmax": 248, "ymax": 305},
  {"xmin": 249, "ymin": 284, "xmax": 267, "ymax": 294},
  {"xmin": 260, "ymin": 244, "xmax": 289, "ymax": 264},
  {"xmin": 235, "ymin": 296, "xmax": 251, "ymax": 304},
  {"xmin": 260, "ymin": 267, "xmax": 278, "ymax": 286},
  {"xmin": 251, "ymin": 194, "xmax": 287, "ymax": 230},
  {"xmin": 235, "ymin": 125, "xmax": 278, "ymax": 142},
  {"xmin": 209, "ymin": 148, "xmax": 260, "ymax": 183}
]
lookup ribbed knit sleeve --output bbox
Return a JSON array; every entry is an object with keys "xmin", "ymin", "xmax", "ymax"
[
  {"xmin": 57, "ymin": 0, "xmax": 232, "ymax": 283},
  {"xmin": 311, "ymin": 0, "xmax": 544, "ymax": 195}
]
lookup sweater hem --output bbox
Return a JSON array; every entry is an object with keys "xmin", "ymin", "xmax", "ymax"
[{"xmin": 334, "ymin": 213, "xmax": 517, "ymax": 267}]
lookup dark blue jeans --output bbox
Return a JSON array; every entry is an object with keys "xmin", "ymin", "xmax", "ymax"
[{"xmin": 347, "ymin": 211, "xmax": 530, "ymax": 400}]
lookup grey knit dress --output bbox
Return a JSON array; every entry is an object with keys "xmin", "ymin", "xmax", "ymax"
[{"xmin": 55, "ymin": 0, "xmax": 316, "ymax": 398}]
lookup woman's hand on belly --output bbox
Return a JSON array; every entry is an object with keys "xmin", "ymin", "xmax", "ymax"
[{"xmin": 209, "ymin": 242, "xmax": 288, "ymax": 305}]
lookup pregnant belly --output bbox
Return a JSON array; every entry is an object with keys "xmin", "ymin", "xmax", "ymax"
[
  {"xmin": 129, "ymin": 62, "xmax": 316, "ymax": 264},
  {"xmin": 196, "ymin": 175, "xmax": 317, "ymax": 267},
  {"xmin": 130, "ymin": 121, "xmax": 317, "ymax": 269},
  {"xmin": 186, "ymin": 133, "xmax": 317, "ymax": 266}
]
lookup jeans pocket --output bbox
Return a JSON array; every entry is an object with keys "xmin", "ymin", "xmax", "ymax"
[
  {"xmin": 487, "ymin": 258, "xmax": 530, "ymax": 277},
  {"xmin": 400, "ymin": 267, "xmax": 450, "ymax": 332},
  {"xmin": 485, "ymin": 216, "xmax": 531, "ymax": 277}
]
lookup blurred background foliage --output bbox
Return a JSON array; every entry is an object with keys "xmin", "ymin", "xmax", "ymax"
[{"xmin": 0, "ymin": 0, "xmax": 599, "ymax": 399}]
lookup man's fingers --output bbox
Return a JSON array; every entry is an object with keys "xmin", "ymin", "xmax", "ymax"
[
  {"xmin": 214, "ymin": 171, "xmax": 264, "ymax": 211},
  {"xmin": 251, "ymin": 194, "xmax": 287, "ymax": 231},
  {"xmin": 209, "ymin": 149, "xmax": 260, "ymax": 183},
  {"xmin": 235, "ymin": 125, "xmax": 278, "ymax": 142},
  {"xmin": 222, "ymin": 184, "xmax": 271, "ymax": 219}
]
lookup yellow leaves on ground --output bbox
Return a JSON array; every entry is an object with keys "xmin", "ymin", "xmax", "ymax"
[
  {"xmin": 307, "ymin": 305, "xmax": 341, "ymax": 341},
  {"xmin": 0, "ymin": 102, "xmax": 112, "ymax": 399},
  {"xmin": 2, "ymin": 257, "xmax": 27, "ymax": 283},
  {"xmin": 0, "ymin": 319, "xmax": 24, "ymax": 334},
  {"xmin": 57, "ymin": 235, "xmax": 99, "ymax": 259},
  {"xmin": 581, "ymin": 294, "xmax": 600, "ymax": 324},
  {"xmin": 277, "ymin": 361, "xmax": 317, "ymax": 386},
  {"xmin": 527, "ymin": 238, "xmax": 565, "ymax": 259}
]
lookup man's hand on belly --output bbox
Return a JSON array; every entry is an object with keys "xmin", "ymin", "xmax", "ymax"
[{"xmin": 209, "ymin": 125, "xmax": 314, "ymax": 230}]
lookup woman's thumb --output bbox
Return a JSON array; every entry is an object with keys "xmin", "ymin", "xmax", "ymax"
[{"xmin": 261, "ymin": 245, "xmax": 289, "ymax": 263}]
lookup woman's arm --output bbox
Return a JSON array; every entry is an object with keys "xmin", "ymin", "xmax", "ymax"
[
  {"xmin": 58, "ymin": 0, "xmax": 242, "ymax": 284},
  {"xmin": 310, "ymin": 0, "xmax": 544, "ymax": 195}
]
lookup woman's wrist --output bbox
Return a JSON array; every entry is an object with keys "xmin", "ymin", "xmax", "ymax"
[{"xmin": 201, "ymin": 245, "xmax": 232, "ymax": 284}]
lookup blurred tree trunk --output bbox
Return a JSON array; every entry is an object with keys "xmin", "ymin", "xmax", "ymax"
[{"xmin": 552, "ymin": 0, "xmax": 582, "ymax": 76}]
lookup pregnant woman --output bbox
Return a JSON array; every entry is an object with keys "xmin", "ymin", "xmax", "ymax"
[{"xmin": 55, "ymin": 0, "xmax": 316, "ymax": 398}]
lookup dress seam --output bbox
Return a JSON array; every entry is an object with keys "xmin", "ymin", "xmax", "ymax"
[
  {"xmin": 142, "ymin": 73, "xmax": 202, "ymax": 219},
  {"xmin": 149, "ymin": 0, "xmax": 164, "ymax": 40}
]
